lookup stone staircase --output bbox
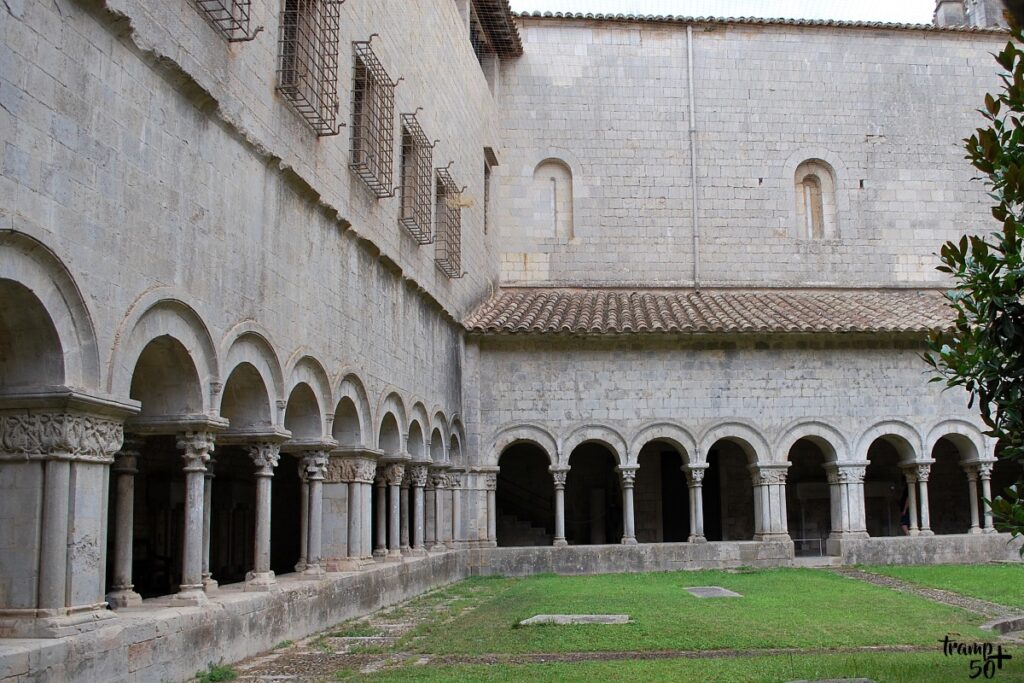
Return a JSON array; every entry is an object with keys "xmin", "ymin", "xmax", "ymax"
[{"xmin": 497, "ymin": 513, "xmax": 553, "ymax": 547}]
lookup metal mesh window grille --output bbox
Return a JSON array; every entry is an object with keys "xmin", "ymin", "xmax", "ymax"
[
  {"xmin": 399, "ymin": 114, "xmax": 433, "ymax": 244},
  {"xmin": 277, "ymin": 0, "xmax": 342, "ymax": 136},
  {"xmin": 351, "ymin": 41, "xmax": 396, "ymax": 198},
  {"xmin": 435, "ymin": 168, "xmax": 463, "ymax": 278},
  {"xmin": 194, "ymin": 0, "xmax": 255, "ymax": 41}
]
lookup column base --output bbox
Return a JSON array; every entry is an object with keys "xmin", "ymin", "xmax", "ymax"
[
  {"xmin": 918, "ymin": 529, "xmax": 935, "ymax": 537},
  {"xmin": 621, "ymin": 537, "xmax": 638, "ymax": 546},
  {"xmin": 828, "ymin": 531, "xmax": 869, "ymax": 541},
  {"xmin": 687, "ymin": 535, "xmax": 707, "ymax": 544},
  {"xmin": 167, "ymin": 587, "xmax": 209, "ymax": 606},
  {"xmin": 244, "ymin": 571, "xmax": 279, "ymax": 592},
  {"xmin": 754, "ymin": 533, "xmax": 792, "ymax": 542},
  {"xmin": 983, "ymin": 527, "xmax": 998, "ymax": 534},
  {"xmin": 294, "ymin": 560, "xmax": 308, "ymax": 572},
  {"xmin": 372, "ymin": 548, "xmax": 387, "ymax": 559},
  {"xmin": 0, "ymin": 604, "xmax": 116, "ymax": 639},
  {"xmin": 430, "ymin": 543, "xmax": 448, "ymax": 553},
  {"xmin": 969, "ymin": 527, "xmax": 983, "ymax": 535},
  {"xmin": 385, "ymin": 550, "xmax": 404, "ymax": 562},
  {"xmin": 400, "ymin": 545, "xmax": 412, "ymax": 555},
  {"xmin": 553, "ymin": 538, "xmax": 568, "ymax": 547},
  {"xmin": 202, "ymin": 576, "xmax": 219, "ymax": 593},
  {"xmin": 445, "ymin": 541, "xmax": 457, "ymax": 550},
  {"xmin": 301, "ymin": 564, "xmax": 326, "ymax": 578},
  {"xmin": 407, "ymin": 547, "xmax": 428, "ymax": 557},
  {"xmin": 106, "ymin": 587, "xmax": 143, "ymax": 609}
]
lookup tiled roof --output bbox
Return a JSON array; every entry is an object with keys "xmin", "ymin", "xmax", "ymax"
[
  {"xmin": 476, "ymin": 0, "xmax": 524, "ymax": 56},
  {"xmin": 515, "ymin": 11, "xmax": 1006, "ymax": 34},
  {"xmin": 464, "ymin": 288, "xmax": 954, "ymax": 335}
]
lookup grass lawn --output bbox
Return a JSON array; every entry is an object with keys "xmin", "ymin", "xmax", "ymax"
[
  {"xmin": 863, "ymin": 563, "xmax": 1024, "ymax": 609},
  {"xmin": 390, "ymin": 569, "xmax": 990, "ymax": 655},
  {"xmin": 347, "ymin": 652, "xmax": 1024, "ymax": 682}
]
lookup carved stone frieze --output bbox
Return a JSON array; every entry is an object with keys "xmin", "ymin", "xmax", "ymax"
[{"xmin": 0, "ymin": 411, "xmax": 126, "ymax": 463}]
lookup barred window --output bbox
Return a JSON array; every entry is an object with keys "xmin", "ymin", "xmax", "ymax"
[
  {"xmin": 399, "ymin": 113, "xmax": 433, "ymax": 244},
  {"xmin": 435, "ymin": 168, "xmax": 463, "ymax": 279},
  {"xmin": 277, "ymin": 0, "xmax": 342, "ymax": 136},
  {"xmin": 194, "ymin": 0, "xmax": 256, "ymax": 41},
  {"xmin": 351, "ymin": 41, "xmax": 397, "ymax": 198}
]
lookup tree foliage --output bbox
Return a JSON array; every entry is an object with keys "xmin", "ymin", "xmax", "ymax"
[{"xmin": 924, "ymin": 21, "xmax": 1024, "ymax": 544}]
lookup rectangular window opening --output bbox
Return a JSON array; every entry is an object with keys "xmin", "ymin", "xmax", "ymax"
[
  {"xmin": 399, "ymin": 113, "xmax": 433, "ymax": 244},
  {"xmin": 483, "ymin": 162, "xmax": 491, "ymax": 235},
  {"xmin": 350, "ymin": 41, "xmax": 396, "ymax": 198},
  {"xmin": 276, "ymin": 0, "xmax": 342, "ymax": 136},
  {"xmin": 194, "ymin": 0, "xmax": 255, "ymax": 41},
  {"xmin": 435, "ymin": 168, "xmax": 463, "ymax": 279}
]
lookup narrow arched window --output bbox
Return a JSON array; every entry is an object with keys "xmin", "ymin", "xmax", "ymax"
[
  {"xmin": 532, "ymin": 159, "xmax": 574, "ymax": 240},
  {"xmin": 794, "ymin": 160, "xmax": 838, "ymax": 239}
]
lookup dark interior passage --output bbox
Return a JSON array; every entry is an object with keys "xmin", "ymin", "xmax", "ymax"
[
  {"xmin": 496, "ymin": 444, "xmax": 554, "ymax": 547},
  {"xmin": 634, "ymin": 444, "xmax": 689, "ymax": 543},
  {"xmin": 864, "ymin": 439, "xmax": 903, "ymax": 537},
  {"xmin": 703, "ymin": 441, "xmax": 754, "ymax": 541},
  {"xmin": 270, "ymin": 453, "xmax": 302, "ymax": 574},
  {"xmin": 208, "ymin": 447, "xmax": 255, "ymax": 585},
  {"xmin": 565, "ymin": 444, "xmax": 621, "ymax": 545},
  {"xmin": 928, "ymin": 438, "xmax": 972, "ymax": 535},
  {"xmin": 786, "ymin": 439, "xmax": 831, "ymax": 555}
]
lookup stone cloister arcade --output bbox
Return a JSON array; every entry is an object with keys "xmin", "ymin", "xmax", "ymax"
[
  {"xmin": 491, "ymin": 422, "xmax": 1015, "ymax": 552},
  {"xmin": 0, "ymin": 233, "xmax": 467, "ymax": 638}
]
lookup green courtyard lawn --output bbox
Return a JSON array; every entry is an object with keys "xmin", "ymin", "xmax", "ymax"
[
  {"xmin": 390, "ymin": 569, "xmax": 991, "ymax": 656},
  {"xmin": 864, "ymin": 563, "xmax": 1024, "ymax": 609}
]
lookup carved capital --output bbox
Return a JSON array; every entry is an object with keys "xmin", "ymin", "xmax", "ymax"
[
  {"xmin": 448, "ymin": 470, "xmax": 463, "ymax": 488},
  {"xmin": 978, "ymin": 462, "xmax": 994, "ymax": 480},
  {"xmin": 249, "ymin": 442, "xmax": 281, "ymax": 476},
  {"xmin": 685, "ymin": 466, "xmax": 706, "ymax": 486},
  {"xmin": 551, "ymin": 469, "xmax": 568, "ymax": 489},
  {"xmin": 0, "ymin": 410, "xmax": 126, "ymax": 463},
  {"xmin": 353, "ymin": 459, "xmax": 377, "ymax": 484},
  {"xmin": 617, "ymin": 467, "xmax": 638, "ymax": 487},
  {"xmin": 302, "ymin": 450, "xmax": 329, "ymax": 481},
  {"xmin": 409, "ymin": 464, "xmax": 429, "ymax": 487},
  {"xmin": 826, "ymin": 464, "xmax": 866, "ymax": 485},
  {"xmin": 384, "ymin": 463, "xmax": 405, "ymax": 486},
  {"xmin": 484, "ymin": 472, "xmax": 497, "ymax": 491},
  {"xmin": 752, "ymin": 466, "xmax": 788, "ymax": 486},
  {"xmin": 915, "ymin": 464, "xmax": 931, "ymax": 483},
  {"xmin": 430, "ymin": 472, "xmax": 447, "ymax": 490},
  {"xmin": 112, "ymin": 435, "xmax": 144, "ymax": 474},
  {"xmin": 177, "ymin": 431, "xmax": 215, "ymax": 470}
]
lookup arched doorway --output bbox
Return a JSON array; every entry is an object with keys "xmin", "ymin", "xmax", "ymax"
[
  {"xmin": 496, "ymin": 444, "xmax": 554, "ymax": 547},
  {"xmin": 278, "ymin": 383, "xmax": 320, "ymax": 573},
  {"xmin": 786, "ymin": 439, "xmax": 832, "ymax": 555},
  {"xmin": 928, "ymin": 437, "xmax": 975, "ymax": 535},
  {"xmin": 704, "ymin": 440, "xmax": 755, "ymax": 541},
  {"xmin": 565, "ymin": 444, "xmax": 621, "ymax": 545},
  {"xmin": 634, "ymin": 442, "xmax": 689, "ymax": 543}
]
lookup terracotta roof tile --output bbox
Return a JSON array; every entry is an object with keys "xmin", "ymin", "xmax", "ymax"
[{"xmin": 464, "ymin": 288, "xmax": 954, "ymax": 335}]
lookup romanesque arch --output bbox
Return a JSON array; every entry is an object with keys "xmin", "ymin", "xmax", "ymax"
[
  {"xmin": 925, "ymin": 421, "xmax": 986, "ymax": 535},
  {"xmin": 493, "ymin": 424, "xmax": 557, "ymax": 548},
  {"xmin": 778, "ymin": 422, "xmax": 845, "ymax": 555},
  {"xmin": 561, "ymin": 424, "xmax": 627, "ymax": 467},
  {"xmin": 490, "ymin": 423, "xmax": 558, "ymax": 466},
  {"xmin": 859, "ymin": 421, "xmax": 924, "ymax": 538},
  {"xmin": 284, "ymin": 356, "xmax": 333, "ymax": 438},
  {"xmin": 221, "ymin": 325, "xmax": 286, "ymax": 422},
  {"xmin": 700, "ymin": 422, "xmax": 766, "ymax": 542},
  {"xmin": 630, "ymin": 423, "xmax": 698, "ymax": 544},
  {"xmin": 376, "ymin": 392, "xmax": 407, "ymax": 454},
  {"xmin": 333, "ymin": 374, "xmax": 372, "ymax": 448}
]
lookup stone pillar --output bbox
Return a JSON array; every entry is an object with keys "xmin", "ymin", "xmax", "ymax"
[
  {"xmin": 400, "ymin": 471, "xmax": 411, "ymax": 553},
  {"xmin": 328, "ymin": 451, "xmax": 380, "ymax": 568},
  {"xmin": 374, "ymin": 470, "xmax": 387, "ymax": 558},
  {"xmin": 684, "ymin": 465, "xmax": 707, "ymax": 543},
  {"xmin": 979, "ymin": 462, "xmax": 996, "ymax": 532},
  {"xmin": 431, "ymin": 469, "xmax": 448, "ymax": 552},
  {"xmin": 450, "ymin": 469, "xmax": 464, "ymax": 547},
  {"xmin": 915, "ymin": 462, "xmax": 934, "ymax": 536},
  {"xmin": 107, "ymin": 437, "xmax": 143, "ymax": 608},
  {"xmin": 903, "ymin": 468, "xmax": 920, "ymax": 535},
  {"xmin": 296, "ymin": 460, "xmax": 309, "ymax": 571},
  {"xmin": 201, "ymin": 457, "xmax": 217, "ymax": 592},
  {"xmin": 551, "ymin": 468, "xmax": 568, "ymax": 547},
  {"xmin": 751, "ymin": 464, "xmax": 790, "ymax": 541},
  {"xmin": 246, "ymin": 442, "xmax": 280, "ymax": 590},
  {"xmin": 823, "ymin": 462, "xmax": 869, "ymax": 541},
  {"xmin": 617, "ymin": 466, "xmax": 638, "ymax": 545},
  {"xmin": 484, "ymin": 470, "xmax": 498, "ymax": 547},
  {"xmin": 385, "ymin": 463, "xmax": 405, "ymax": 560},
  {"xmin": 410, "ymin": 464, "xmax": 428, "ymax": 554},
  {"xmin": 965, "ymin": 464, "xmax": 982, "ymax": 534},
  {"xmin": 175, "ymin": 431, "xmax": 215, "ymax": 604},
  {"xmin": 362, "ymin": 476, "xmax": 374, "ymax": 558},
  {"xmin": 303, "ymin": 451, "xmax": 328, "ymax": 576}
]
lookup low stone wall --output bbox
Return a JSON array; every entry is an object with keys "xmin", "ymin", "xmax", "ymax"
[
  {"xmin": 471, "ymin": 541, "xmax": 794, "ymax": 577},
  {"xmin": 834, "ymin": 533, "xmax": 1022, "ymax": 565},
  {"xmin": 0, "ymin": 553, "xmax": 467, "ymax": 683}
]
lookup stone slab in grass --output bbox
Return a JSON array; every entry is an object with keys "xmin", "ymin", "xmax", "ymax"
[
  {"xmin": 685, "ymin": 586, "xmax": 743, "ymax": 598},
  {"xmin": 519, "ymin": 614, "xmax": 631, "ymax": 626}
]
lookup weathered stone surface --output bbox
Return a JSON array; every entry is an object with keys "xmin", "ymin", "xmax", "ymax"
[
  {"xmin": 684, "ymin": 586, "xmax": 743, "ymax": 598},
  {"xmin": 519, "ymin": 614, "xmax": 631, "ymax": 625}
]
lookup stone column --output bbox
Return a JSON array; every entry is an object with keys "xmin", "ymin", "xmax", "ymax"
[
  {"xmin": 617, "ymin": 466, "xmax": 638, "ymax": 545},
  {"xmin": 965, "ymin": 464, "xmax": 982, "ymax": 534},
  {"xmin": 684, "ymin": 465, "xmax": 707, "ymax": 543},
  {"xmin": 410, "ymin": 464, "xmax": 428, "ymax": 554},
  {"xmin": 751, "ymin": 464, "xmax": 790, "ymax": 541},
  {"xmin": 400, "ymin": 472, "xmax": 411, "ymax": 553},
  {"xmin": 246, "ymin": 442, "xmax": 280, "ymax": 590},
  {"xmin": 374, "ymin": 470, "xmax": 387, "ymax": 558},
  {"xmin": 551, "ymin": 468, "xmax": 568, "ymax": 547},
  {"xmin": 107, "ymin": 437, "xmax": 143, "ymax": 608},
  {"xmin": 201, "ymin": 457, "xmax": 217, "ymax": 592},
  {"xmin": 175, "ymin": 431, "xmax": 214, "ymax": 604},
  {"xmin": 979, "ymin": 462, "xmax": 996, "ymax": 532},
  {"xmin": 356, "ymin": 457, "xmax": 377, "ymax": 561},
  {"xmin": 303, "ymin": 451, "xmax": 328, "ymax": 576},
  {"xmin": 824, "ymin": 462, "xmax": 869, "ymax": 540},
  {"xmin": 385, "ymin": 463, "xmax": 405, "ymax": 560},
  {"xmin": 484, "ymin": 470, "xmax": 498, "ymax": 547},
  {"xmin": 296, "ymin": 460, "xmax": 309, "ymax": 571},
  {"xmin": 915, "ymin": 462, "xmax": 934, "ymax": 536},
  {"xmin": 430, "ymin": 469, "xmax": 448, "ymax": 552},
  {"xmin": 450, "ymin": 469, "xmax": 464, "ymax": 548},
  {"xmin": 903, "ymin": 468, "xmax": 920, "ymax": 534}
]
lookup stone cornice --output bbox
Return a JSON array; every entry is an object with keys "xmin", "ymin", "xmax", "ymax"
[
  {"xmin": 216, "ymin": 426, "xmax": 292, "ymax": 446},
  {"xmin": 125, "ymin": 414, "xmax": 229, "ymax": 436},
  {"xmin": 279, "ymin": 437, "xmax": 338, "ymax": 454}
]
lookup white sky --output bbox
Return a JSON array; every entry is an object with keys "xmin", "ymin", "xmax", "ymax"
[{"xmin": 509, "ymin": 0, "xmax": 937, "ymax": 24}]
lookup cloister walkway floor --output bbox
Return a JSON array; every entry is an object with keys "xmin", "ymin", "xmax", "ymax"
[{"xmin": 230, "ymin": 565, "xmax": 1024, "ymax": 683}]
